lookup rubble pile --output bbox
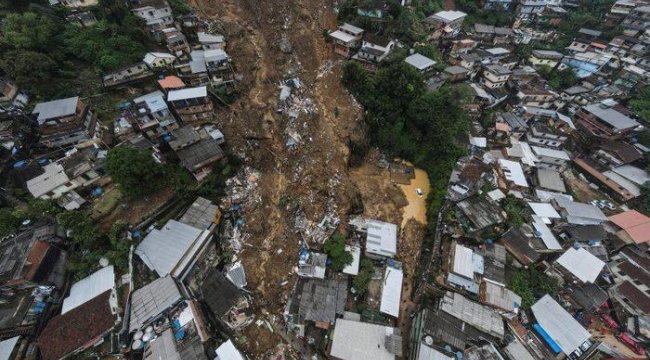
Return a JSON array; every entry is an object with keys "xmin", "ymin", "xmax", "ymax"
[
  {"xmin": 220, "ymin": 166, "xmax": 262, "ymax": 252},
  {"xmin": 276, "ymin": 77, "xmax": 318, "ymax": 150}
]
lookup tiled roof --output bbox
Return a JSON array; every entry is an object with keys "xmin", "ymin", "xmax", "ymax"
[{"xmin": 38, "ymin": 291, "xmax": 115, "ymax": 360}]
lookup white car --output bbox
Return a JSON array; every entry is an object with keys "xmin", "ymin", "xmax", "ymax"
[{"xmin": 416, "ymin": 188, "xmax": 424, "ymax": 197}]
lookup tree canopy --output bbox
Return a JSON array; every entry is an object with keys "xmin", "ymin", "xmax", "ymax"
[
  {"xmin": 510, "ymin": 268, "xmax": 557, "ymax": 309},
  {"xmin": 352, "ymin": 257, "xmax": 374, "ymax": 296},
  {"xmin": 629, "ymin": 87, "xmax": 650, "ymax": 123},
  {"xmin": 342, "ymin": 60, "xmax": 469, "ymax": 219},
  {"xmin": 105, "ymin": 147, "xmax": 166, "ymax": 199},
  {"xmin": 323, "ymin": 234, "xmax": 353, "ymax": 272}
]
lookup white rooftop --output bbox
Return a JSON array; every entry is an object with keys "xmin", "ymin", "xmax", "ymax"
[
  {"xmin": 486, "ymin": 47, "xmax": 510, "ymax": 56},
  {"xmin": 556, "ymin": 247, "xmax": 605, "ymax": 283},
  {"xmin": 343, "ymin": 245, "xmax": 361, "ymax": 275},
  {"xmin": 143, "ymin": 52, "xmax": 175, "ymax": 66},
  {"xmin": 32, "ymin": 96, "xmax": 79, "ymax": 124},
  {"xmin": 340, "ymin": 23, "xmax": 364, "ymax": 35},
  {"xmin": 532, "ymin": 216, "xmax": 562, "ymax": 250},
  {"xmin": 167, "ymin": 86, "xmax": 207, "ymax": 101},
  {"xmin": 432, "ymin": 10, "xmax": 467, "ymax": 22},
  {"xmin": 61, "ymin": 265, "xmax": 115, "ymax": 314},
  {"xmin": 0, "ymin": 337, "xmax": 19, "ymax": 360},
  {"xmin": 453, "ymin": 244, "xmax": 474, "ymax": 278},
  {"xmin": 418, "ymin": 345, "xmax": 454, "ymax": 360},
  {"xmin": 26, "ymin": 162, "xmax": 70, "ymax": 198},
  {"xmin": 380, "ymin": 265, "xmax": 403, "ymax": 317},
  {"xmin": 330, "ymin": 30, "xmax": 356, "ymax": 43},
  {"xmin": 611, "ymin": 165, "xmax": 650, "ymax": 186},
  {"xmin": 498, "ymin": 159, "xmax": 529, "ymax": 188},
  {"xmin": 215, "ymin": 340, "xmax": 245, "ymax": 360},
  {"xmin": 527, "ymin": 202, "xmax": 561, "ymax": 222},
  {"xmin": 405, "ymin": 53, "xmax": 437, "ymax": 70},
  {"xmin": 531, "ymin": 295, "xmax": 592, "ymax": 355},
  {"xmin": 134, "ymin": 91, "xmax": 168, "ymax": 113},
  {"xmin": 366, "ymin": 219, "xmax": 398, "ymax": 258},
  {"xmin": 135, "ymin": 220, "xmax": 206, "ymax": 277},
  {"xmin": 198, "ymin": 31, "xmax": 225, "ymax": 44},
  {"xmin": 330, "ymin": 319, "xmax": 399, "ymax": 360},
  {"xmin": 531, "ymin": 146, "xmax": 571, "ymax": 161}
]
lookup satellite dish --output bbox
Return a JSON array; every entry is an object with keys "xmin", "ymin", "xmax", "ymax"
[{"xmin": 134, "ymin": 331, "xmax": 144, "ymax": 341}]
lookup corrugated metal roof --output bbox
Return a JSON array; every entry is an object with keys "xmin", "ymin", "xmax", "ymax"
[
  {"xmin": 215, "ymin": 340, "xmax": 245, "ymax": 360},
  {"xmin": 366, "ymin": 219, "xmax": 398, "ymax": 257},
  {"xmin": 225, "ymin": 261, "xmax": 247, "ymax": 288},
  {"xmin": 135, "ymin": 220, "xmax": 204, "ymax": 277},
  {"xmin": 480, "ymin": 281, "xmax": 521, "ymax": 313},
  {"xmin": 531, "ymin": 295, "xmax": 591, "ymax": 355},
  {"xmin": 453, "ymin": 244, "xmax": 475, "ymax": 278},
  {"xmin": 32, "ymin": 96, "xmax": 79, "ymax": 124},
  {"xmin": 61, "ymin": 265, "xmax": 115, "ymax": 314},
  {"xmin": 405, "ymin": 53, "xmax": 436, "ymax": 70},
  {"xmin": 584, "ymin": 103, "xmax": 639, "ymax": 131},
  {"xmin": 380, "ymin": 266, "xmax": 403, "ymax": 317},
  {"xmin": 440, "ymin": 291, "xmax": 504, "ymax": 338},
  {"xmin": 129, "ymin": 275, "xmax": 182, "ymax": 331},
  {"xmin": 330, "ymin": 319, "xmax": 399, "ymax": 360},
  {"xmin": 330, "ymin": 30, "xmax": 355, "ymax": 43},
  {"xmin": 556, "ymin": 247, "xmax": 605, "ymax": 283}
]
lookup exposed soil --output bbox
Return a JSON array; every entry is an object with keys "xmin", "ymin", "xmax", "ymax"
[
  {"xmin": 186, "ymin": 0, "xmax": 427, "ymax": 355},
  {"xmin": 563, "ymin": 169, "xmax": 603, "ymax": 202}
]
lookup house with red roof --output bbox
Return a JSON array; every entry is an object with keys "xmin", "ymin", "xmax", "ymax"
[{"xmin": 608, "ymin": 209, "xmax": 650, "ymax": 244}]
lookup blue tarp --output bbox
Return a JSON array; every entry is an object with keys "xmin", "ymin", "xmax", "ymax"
[{"xmin": 533, "ymin": 323, "xmax": 562, "ymax": 353}]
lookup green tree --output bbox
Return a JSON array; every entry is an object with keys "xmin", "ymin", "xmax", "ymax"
[
  {"xmin": 0, "ymin": 50, "xmax": 57, "ymax": 94},
  {"xmin": 166, "ymin": 165, "xmax": 194, "ymax": 197},
  {"xmin": 342, "ymin": 62, "xmax": 370, "ymax": 99},
  {"xmin": 0, "ymin": 12, "xmax": 60, "ymax": 52},
  {"xmin": 168, "ymin": 0, "xmax": 192, "ymax": 15},
  {"xmin": 323, "ymin": 234, "xmax": 353, "ymax": 272},
  {"xmin": 629, "ymin": 87, "xmax": 650, "ymax": 123},
  {"xmin": 106, "ymin": 222, "xmax": 131, "ymax": 269},
  {"xmin": 62, "ymin": 21, "xmax": 146, "ymax": 71},
  {"xmin": 0, "ymin": 208, "xmax": 22, "ymax": 238},
  {"xmin": 57, "ymin": 210, "xmax": 101, "ymax": 248},
  {"xmin": 637, "ymin": 182, "xmax": 650, "ymax": 214},
  {"xmin": 105, "ymin": 147, "xmax": 166, "ymax": 198},
  {"xmin": 510, "ymin": 268, "xmax": 557, "ymax": 309},
  {"xmin": 352, "ymin": 257, "xmax": 374, "ymax": 296},
  {"xmin": 502, "ymin": 195, "xmax": 528, "ymax": 228}
]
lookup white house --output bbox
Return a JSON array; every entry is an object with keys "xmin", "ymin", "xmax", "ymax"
[{"xmin": 143, "ymin": 52, "xmax": 176, "ymax": 69}]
